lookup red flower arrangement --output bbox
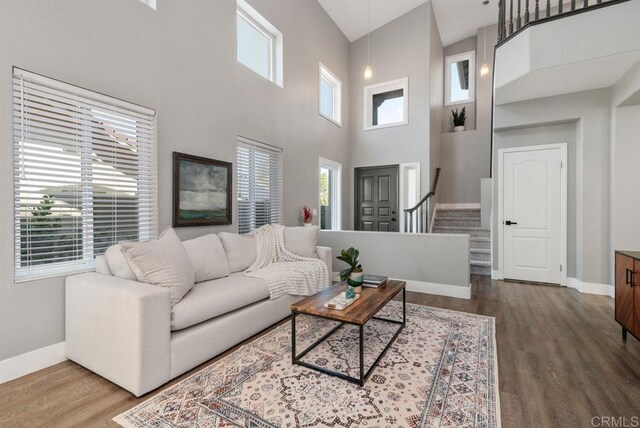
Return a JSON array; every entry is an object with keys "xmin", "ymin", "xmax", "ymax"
[{"xmin": 302, "ymin": 205, "xmax": 313, "ymax": 224}]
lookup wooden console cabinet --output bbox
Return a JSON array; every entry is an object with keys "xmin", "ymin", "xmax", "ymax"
[{"xmin": 615, "ymin": 251, "xmax": 640, "ymax": 341}]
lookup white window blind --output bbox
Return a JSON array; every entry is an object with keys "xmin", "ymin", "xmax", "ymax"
[
  {"xmin": 13, "ymin": 68, "xmax": 157, "ymax": 281},
  {"xmin": 236, "ymin": 137, "xmax": 283, "ymax": 234}
]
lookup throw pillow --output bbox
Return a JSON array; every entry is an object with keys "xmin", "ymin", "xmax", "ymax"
[
  {"xmin": 284, "ymin": 226, "xmax": 319, "ymax": 259},
  {"xmin": 104, "ymin": 244, "xmax": 137, "ymax": 281},
  {"xmin": 121, "ymin": 228, "xmax": 195, "ymax": 305},
  {"xmin": 219, "ymin": 232, "xmax": 257, "ymax": 272},
  {"xmin": 182, "ymin": 234, "xmax": 230, "ymax": 282}
]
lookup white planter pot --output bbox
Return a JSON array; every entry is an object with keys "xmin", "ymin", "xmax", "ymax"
[
  {"xmin": 348, "ymin": 271, "xmax": 364, "ymax": 293},
  {"xmin": 454, "ymin": 126, "xmax": 465, "ymax": 132},
  {"xmin": 303, "ymin": 223, "xmax": 314, "ymax": 227}
]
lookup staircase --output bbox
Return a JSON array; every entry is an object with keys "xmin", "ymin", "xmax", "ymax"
[{"xmin": 433, "ymin": 208, "xmax": 491, "ymax": 276}]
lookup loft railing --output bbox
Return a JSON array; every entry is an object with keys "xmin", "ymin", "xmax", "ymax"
[
  {"xmin": 498, "ymin": 0, "xmax": 627, "ymax": 43},
  {"xmin": 404, "ymin": 167, "xmax": 440, "ymax": 233}
]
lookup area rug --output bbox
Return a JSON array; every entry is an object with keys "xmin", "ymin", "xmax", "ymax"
[{"xmin": 114, "ymin": 302, "xmax": 500, "ymax": 428}]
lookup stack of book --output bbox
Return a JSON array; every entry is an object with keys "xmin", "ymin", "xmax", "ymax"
[{"xmin": 363, "ymin": 274, "xmax": 388, "ymax": 288}]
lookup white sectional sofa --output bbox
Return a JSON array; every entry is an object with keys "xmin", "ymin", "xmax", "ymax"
[{"xmin": 65, "ymin": 229, "xmax": 332, "ymax": 397}]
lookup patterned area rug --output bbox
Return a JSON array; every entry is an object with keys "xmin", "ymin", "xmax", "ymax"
[{"xmin": 114, "ymin": 302, "xmax": 499, "ymax": 428}]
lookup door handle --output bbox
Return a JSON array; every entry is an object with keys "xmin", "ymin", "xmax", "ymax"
[
  {"xmin": 627, "ymin": 268, "xmax": 636, "ymax": 287},
  {"xmin": 505, "ymin": 220, "xmax": 518, "ymax": 225}
]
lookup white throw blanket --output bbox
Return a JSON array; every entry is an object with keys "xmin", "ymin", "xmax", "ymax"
[{"xmin": 245, "ymin": 224, "xmax": 329, "ymax": 299}]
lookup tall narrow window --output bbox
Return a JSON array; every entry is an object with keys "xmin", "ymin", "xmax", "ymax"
[
  {"xmin": 13, "ymin": 68, "xmax": 157, "ymax": 281},
  {"xmin": 237, "ymin": 0, "xmax": 283, "ymax": 87},
  {"xmin": 237, "ymin": 137, "xmax": 283, "ymax": 234},
  {"xmin": 319, "ymin": 62, "xmax": 342, "ymax": 126},
  {"xmin": 319, "ymin": 158, "xmax": 342, "ymax": 230}
]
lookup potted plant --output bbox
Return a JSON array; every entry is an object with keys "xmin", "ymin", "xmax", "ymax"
[
  {"xmin": 301, "ymin": 205, "xmax": 313, "ymax": 226},
  {"xmin": 337, "ymin": 247, "xmax": 364, "ymax": 298},
  {"xmin": 452, "ymin": 107, "xmax": 466, "ymax": 132}
]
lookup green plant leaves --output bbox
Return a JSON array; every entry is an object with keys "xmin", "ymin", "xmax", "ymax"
[{"xmin": 336, "ymin": 247, "xmax": 363, "ymax": 280}]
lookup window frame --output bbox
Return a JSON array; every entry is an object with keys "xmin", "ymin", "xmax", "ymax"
[
  {"xmin": 319, "ymin": 157, "xmax": 342, "ymax": 231},
  {"xmin": 236, "ymin": 136, "xmax": 284, "ymax": 234},
  {"xmin": 444, "ymin": 51, "xmax": 476, "ymax": 106},
  {"xmin": 236, "ymin": 0, "xmax": 284, "ymax": 87},
  {"xmin": 12, "ymin": 68, "xmax": 157, "ymax": 282},
  {"xmin": 318, "ymin": 62, "xmax": 342, "ymax": 126},
  {"xmin": 363, "ymin": 77, "xmax": 409, "ymax": 131}
]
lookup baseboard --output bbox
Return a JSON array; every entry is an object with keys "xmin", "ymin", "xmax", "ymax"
[
  {"xmin": 332, "ymin": 272, "xmax": 471, "ymax": 300},
  {"xmin": 491, "ymin": 270, "xmax": 499, "ymax": 280},
  {"xmin": 0, "ymin": 342, "xmax": 66, "ymax": 384},
  {"xmin": 437, "ymin": 203, "xmax": 481, "ymax": 210},
  {"xmin": 566, "ymin": 278, "xmax": 614, "ymax": 297}
]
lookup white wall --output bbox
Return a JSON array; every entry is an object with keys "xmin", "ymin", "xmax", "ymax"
[{"xmin": 0, "ymin": 0, "xmax": 351, "ymax": 361}]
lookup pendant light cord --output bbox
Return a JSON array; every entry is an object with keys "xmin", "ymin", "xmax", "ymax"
[
  {"xmin": 367, "ymin": 0, "xmax": 371, "ymax": 64},
  {"xmin": 483, "ymin": 1, "xmax": 488, "ymax": 62}
]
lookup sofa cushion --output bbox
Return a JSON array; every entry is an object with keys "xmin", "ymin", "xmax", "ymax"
[
  {"xmin": 219, "ymin": 232, "xmax": 257, "ymax": 273},
  {"xmin": 171, "ymin": 273, "xmax": 269, "ymax": 331},
  {"xmin": 182, "ymin": 234, "xmax": 230, "ymax": 283},
  {"xmin": 121, "ymin": 228, "xmax": 195, "ymax": 306},
  {"xmin": 284, "ymin": 226, "xmax": 319, "ymax": 258},
  {"xmin": 104, "ymin": 244, "xmax": 137, "ymax": 280}
]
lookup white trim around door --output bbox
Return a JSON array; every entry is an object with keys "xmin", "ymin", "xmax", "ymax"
[
  {"xmin": 399, "ymin": 162, "xmax": 421, "ymax": 234},
  {"xmin": 498, "ymin": 143, "xmax": 568, "ymax": 286},
  {"xmin": 319, "ymin": 157, "xmax": 342, "ymax": 230}
]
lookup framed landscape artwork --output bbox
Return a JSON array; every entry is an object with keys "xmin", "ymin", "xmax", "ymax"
[{"xmin": 172, "ymin": 152, "xmax": 232, "ymax": 227}]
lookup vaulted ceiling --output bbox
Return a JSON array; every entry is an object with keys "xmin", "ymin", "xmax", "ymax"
[{"xmin": 317, "ymin": 0, "xmax": 499, "ymax": 47}]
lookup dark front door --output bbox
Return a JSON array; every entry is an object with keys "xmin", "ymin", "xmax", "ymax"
[{"xmin": 355, "ymin": 165, "xmax": 399, "ymax": 232}]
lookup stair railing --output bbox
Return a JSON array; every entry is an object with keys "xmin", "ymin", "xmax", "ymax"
[
  {"xmin": 404, "ymin": 167, "xmax": 440, "ymax": 233},
  {"xmin": 498, "ymin": 0, "xmax": 628, "ymax": 44}
]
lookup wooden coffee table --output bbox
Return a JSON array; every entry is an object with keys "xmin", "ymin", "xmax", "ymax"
[{"xmin": 290, "ymin": 280, "xmax": 406, "ymax": 386}]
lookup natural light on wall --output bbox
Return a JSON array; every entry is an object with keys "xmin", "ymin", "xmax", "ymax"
[{"xmin": 139, "ymin": 0, "xmax": 156, "ymax": 10}]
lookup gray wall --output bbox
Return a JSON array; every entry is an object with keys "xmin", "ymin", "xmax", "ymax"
[
  {"xmin": 442, "ymin": 36, "xmax": 477, "ymax": 132},
  {"xmin": 611, "ymin": 105, "xmax": 640, "ymax": 257},
  {"xmin": 318, "ymin": 230, "xmax": 470, "ymax": 289},
  {"xmin": 493, "ymin": 88, "xmax": 612, "ymax": 284},
  {"xmin": 438, "ymin": 25, "xmax": 496, "ymax": 204},
  {"xmin": 428, "ymin": 4, "xmax": 444, "ymax": 222},
  {"xmin": 0, "ymin": 0, "xmax": 351, "ymax": 360},
  {"xmin": 348, "ymin": 3, "xmax": 432, "ymax": 226}
]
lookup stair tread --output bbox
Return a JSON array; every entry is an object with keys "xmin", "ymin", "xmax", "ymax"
[
  {"xmin": 470, "ymin": 249, "xmax": 491, "ymax": 253},
  {"xmin": 470, "ymin": 237, "xmax": 491, "ymax": 241},
  {"xmin": 470, "ymin": 260, "xmax": 492, "ymax": 266},
  {"xmin": 437, "ymin": 208, "xmax": 480, "ymax": 212}
]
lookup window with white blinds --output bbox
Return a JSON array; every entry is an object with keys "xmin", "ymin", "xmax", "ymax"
[
  {"xmin": 13, "ymin": 68, "xmax": 157, "ymax": 281},
  {"xmin": 236, "ymin": 137, "xmax": 283, "ymax": 234}
]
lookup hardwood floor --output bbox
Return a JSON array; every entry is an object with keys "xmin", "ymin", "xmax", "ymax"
[{"xmin": 1, "ymin": 276, "xmax": 639, "ymax": 427}]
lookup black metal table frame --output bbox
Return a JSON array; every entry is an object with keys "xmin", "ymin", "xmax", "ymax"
[{"xmin": 291, "ymin": 287, "xmax": 406, "ymax": 387}]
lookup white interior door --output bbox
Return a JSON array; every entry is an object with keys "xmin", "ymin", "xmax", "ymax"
[{"xmin": 502, "ymin": 147, "xmax": 564, "ymax": 284}]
